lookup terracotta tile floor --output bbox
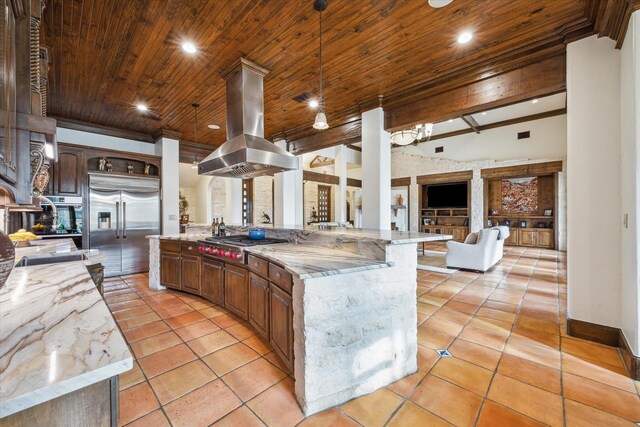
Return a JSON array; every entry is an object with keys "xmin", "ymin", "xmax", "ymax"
[{"xmin": 108, "ymin": 246, "xmax": 640, "ymax": 426}]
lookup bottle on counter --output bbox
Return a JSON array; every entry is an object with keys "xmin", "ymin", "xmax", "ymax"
[
  {"xmin": 211, "ymin": 217, "xmax": 218, "ymax": 236},
  {"xmin": 219, "ymin": 217, "xmax": 226, "ymax": 236}
]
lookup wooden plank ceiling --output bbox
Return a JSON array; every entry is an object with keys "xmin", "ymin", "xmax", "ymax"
[{"xmin": 41, "ymin": 0, "xmax": 622, "ymax": 150}]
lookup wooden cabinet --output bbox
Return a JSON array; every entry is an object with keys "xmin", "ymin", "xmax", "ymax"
[
  {"xmin": 201, "ymin": 258, "xmax": 224, "ymax": 305},
  {"xmin": 270, "ymin": 283, "xmax": 294, "ymax": 373},
  {"xmin": 536, "ymin": 229, "xmax": 554, "ymax": 248},
  {"xmin": 181, "ymin": 255, "xmax": 201, "ymax": 295},
  {"xmin": 505, "ymin": 227, "xmax": 519, "ymax": 245},
  {"xmin": 248, "ymin": 272, "xmax": 270, "ymax": 340},
  {"xmin": 160, "ymin": 251, "xmax": 181, "ymax": 290},
  {"xmin": 519, "ymin": 229, "xmax": 537, "ymax": 246},
  {"xmin": 158, "ymin": 248, "xmax": 294, "ymax": 374},
  {"xmin": 53, "ymin": 150, "xmax": 81, "ymax": 195},
  {"xmin": 422, "ymin": 225, "xmax": 468, "ymax": 242},
  {"xmin": 225, "ymin": 264, "xmax": 249, "ymax": 320},
  {"xmin": 514, "ymin": 228, "xmax": 554, "ymax": 248},
  {"xmin": 450, "ymin": 227, "xmax": 467, "ymax": 241}
]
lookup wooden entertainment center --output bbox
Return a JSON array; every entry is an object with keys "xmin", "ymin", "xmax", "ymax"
[
  {"xmin": 482, "ymin": 161, "xmax": 562, "ymax": 249},
  {"xmin": 418, "ymin": 171, "xmax": 471, "ymax": 242}
]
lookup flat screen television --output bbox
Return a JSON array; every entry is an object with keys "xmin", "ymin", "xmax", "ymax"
[{"xmin": 427, "ymin": 182, "xmax": 468, "ymax": 208}]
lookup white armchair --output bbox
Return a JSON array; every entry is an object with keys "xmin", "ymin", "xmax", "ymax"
[{"xmin": 446, "ymin": 226, "xmax": 510, "ymax": 272}]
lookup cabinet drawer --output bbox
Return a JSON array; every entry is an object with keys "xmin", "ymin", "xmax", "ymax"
[
  {"xmin": 269, "ymin": 263, "xmax": 292, "ymax": 294},
  {"xmin": 248, "ymin": 254, "xmax": 269, "ymax": 278},
  {"xmin": 160, "ymin": 240, "xmax": 181, "ymax": 253},
  {"xmin": 181, "ymin": 241, "xmax": 200, "ymax": 256}
]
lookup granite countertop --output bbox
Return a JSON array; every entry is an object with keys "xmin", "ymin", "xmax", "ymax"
[
  {"xmin": 244, "ymin": 244, "xmax": 393, "ymax": 279},
  {"xmin": 0, "ymin": 244, "xmax": 131, "ymax": 417}
]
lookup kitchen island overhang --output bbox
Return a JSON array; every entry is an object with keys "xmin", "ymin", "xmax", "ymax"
[{"xmin": 148, "ymin": 226, "xmax": 450, "ymax": 415}]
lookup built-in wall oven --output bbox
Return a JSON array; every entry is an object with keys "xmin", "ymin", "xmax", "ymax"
[{"xmin": 20, "ymin": 196, "xmax": 84, "ymax": 248}]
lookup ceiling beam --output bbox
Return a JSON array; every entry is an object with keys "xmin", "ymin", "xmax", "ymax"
[
  {"xmin": 287, "ymin": 120, "xmax": 362, "ymax": 156},
  {"xmin": 461, "ymin": 115, "xmax": 480, "ymax": 134},
  {"xmin": 55, "ymin": 117, "xmax": 154, "ymax": 143},
  {"xmin": 384, "ymin": 53, "xmax": 566, "ymax": 132},
  {"xmin": 403, "ymin": 108, "xmax": 567, "ymax": 146},
  {"xmin": 590, "ymin": 0, "xmax": 640, "ymax": 48}
]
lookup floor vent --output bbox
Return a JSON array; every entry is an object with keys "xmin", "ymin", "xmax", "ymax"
[
  {"xmin": 518, "ymin": 131, "xmax": 531, "ymax": 140},
  {"xmin": 435, "ymin": 146, "xmax": 444, "ymax": 153}
]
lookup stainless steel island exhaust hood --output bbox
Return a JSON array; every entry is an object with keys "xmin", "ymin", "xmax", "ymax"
[{"xmin": 198, "ymin": 58, "xmax": 300, "ymax": 178}]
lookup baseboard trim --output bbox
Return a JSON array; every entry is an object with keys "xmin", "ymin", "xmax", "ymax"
[
  {"xmin": 619, "ymin": 329, "xmax": 640, "ymax": 381},
  {"xmin": 566, "ymin": 318, "xmax": 639, "ymax": 380}
]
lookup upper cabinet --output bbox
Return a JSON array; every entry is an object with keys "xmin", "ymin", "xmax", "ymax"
[
  {"xmin": 0, "ymin": 0, "xmax": 18, "ymax": 187},
  {"xmin": 0, "ymin": 0, "xmax": 57, "ymax": 205},
  {"xmin": 50, "ymin": 147, "xmax": 81, "ymax": 195}
]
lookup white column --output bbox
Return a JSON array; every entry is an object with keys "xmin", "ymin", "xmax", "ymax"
[
  {"xmin": 567, "ymin": 36, "xmax": 622, "ymax": 330},
  {"xmin": 273, "ymin": 140, "xmax": 303, "ymax": 227},
  {"xmin": 361, "ymin": 107, "xmax": 391, "ymax": 230},
  {"xmin": 155, "ymin": 137, "xmax": 180, "ymax": 235},
  {"xmin": 335, "ymin": 145, "xmax": 348, "ymax": 224},
  {"xmin": 225, "ymin": 178, "xmax": 243, "ymax": 225},
  {"xmin": 620, "ymin": 10, "xmax": 640, "ymax": 356}
]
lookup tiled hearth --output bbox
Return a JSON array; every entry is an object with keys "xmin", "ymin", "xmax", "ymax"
[{"xmin": 107, "ymin": 247, "xmax": 640, "ymax": 426}]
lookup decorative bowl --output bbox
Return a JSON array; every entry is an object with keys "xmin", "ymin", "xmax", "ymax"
[{"xmin": 248, "ymin": 228, "xmax": 266, "ymax": 240}]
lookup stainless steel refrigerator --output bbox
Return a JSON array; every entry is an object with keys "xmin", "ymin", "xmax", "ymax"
[{"xmin": 89, "ymin": 173, "xmax": 160, "ymax": 277}]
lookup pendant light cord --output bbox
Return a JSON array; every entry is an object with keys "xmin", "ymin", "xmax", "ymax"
[
  {"xmin": 193, "ymin": 104, "xmax": 199, "ymax": 163},
  {"xmin": 319, "ymin": 11, "xmax": 323, "ymax": 111}
]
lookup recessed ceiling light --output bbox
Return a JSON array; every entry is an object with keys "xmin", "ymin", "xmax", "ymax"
[
  {"xmin": 208, "ymin": 124, "xmax": 220, "ymax": 130},
  {"xmin": 448, "ymin": 119, "xmax": 453, "ymax": 123},
  {"xmin": 428, "ymin": 0, "xmax": 454, "ymax": 8},
  {"xmin": 136, "ymin": 104, "xmax": 148, "ymax": 112},
  {"xmin": 181, "ymin": 41, "xmax": 197, "ymax": 54},
  {"xmin": 482, "ymin": 112, "xmax": 487, "ymax": 116},
  {"xmin": 309, "ymin": 99, "xmax": 319, "ymax": 109},
  {"xmin": 532, "ymin": 98, "xmax": 539, "ymax": 104},
  {"xmin": 457, "ymin": 31, "xmax": 473, "ymax": 44}
]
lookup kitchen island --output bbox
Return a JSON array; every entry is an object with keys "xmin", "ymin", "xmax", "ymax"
[
  {"xmin": 0, "ymin": 239, "xmax": 131, "ymax": 426},
  {"xmin": 149, "ymin": 226, "xmax": 449, "ymax": 415}
]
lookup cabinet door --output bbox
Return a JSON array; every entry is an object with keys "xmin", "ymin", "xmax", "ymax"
[
  {"xmin": 270, "ymin": 283, "xmax": 293, "ymax": 373},
  {"xmin": 160, "ymin": 251, "xmax": 181, "ymax": 290},
  {"xmin": 225, "ymin": 264, "xmax": 249, "ymax": 320},
  {"xmin": 537, "ymin": 230, "xmax": 554, "ymax": 248},
  {"xmin": 505, "ymin": 227, "xmax": 519, "ymax": 245},
  {"xmin": 54, "ymin": 151, "xmax": 81, "ymax": 195},
  {"xmin": 248, "ymin": 272, "xmax": 270, "ymax": 340},
  {"xmin": 519, "ymin": 229, "xmax": 537, "ymax": 246},
  {"xmin": 452, "ymin": 227, "xmax": 466, "ymax": 242},
  {"xmin": 181, "ymin": 255, "xmax": 201, "ymax": 294},
  {"xmin": 201, "ymin": 259, "xmax": 224, "ymax": 305}
]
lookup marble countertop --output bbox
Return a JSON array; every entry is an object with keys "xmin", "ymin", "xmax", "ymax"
[
  {"xmin": 306, "ymin": 228, "xmax": 452, "ymax": 244},
  {"xmin": 148, "ymin": 228, "xmax": 451, "ymax": 245},
  {"xmin": 0, "ymin": 245, "xmax": 131, "ymax": 417},
  {"xmin": 244, "ymin": 244, "xmax": 393, "ymax": 279},
  {"xmin": 14, "ymin": 238, "xmax": 105, "ymax": 265}
]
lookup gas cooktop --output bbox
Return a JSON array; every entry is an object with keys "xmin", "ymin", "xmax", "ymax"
[{"xmin": 202, "ymin": 235, "xmax": 288, "ymax": 247}]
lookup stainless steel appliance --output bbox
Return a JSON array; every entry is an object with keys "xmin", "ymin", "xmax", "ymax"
[
  {"xmin": 198, "ymin": 58, "xmax": 299, "ymax": 178},
  {"xmin": 89, "ymin": 173, "xmax": 160, "ymax": 277},
  {"xmin": 196, "ymin": 235, "xmax": 288, "ymax": 264}
]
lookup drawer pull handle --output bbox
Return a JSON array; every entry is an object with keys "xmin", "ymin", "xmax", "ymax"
[
  {"xmin": 275, "ymin": 271, "xmax": 282, "ymax": 279},
  {"xmin": 188, "ymin": 246, "xmax": 193, "ymax": 251}
]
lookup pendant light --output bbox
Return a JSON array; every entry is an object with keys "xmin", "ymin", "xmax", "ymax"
[
  {"xmin": 313, "ymin": 0, "xmax": 329, "ymax": 130},
  {"xmin": 191, "ymin": 103, "xmax": 200, "ymax": 169}
]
